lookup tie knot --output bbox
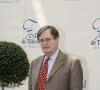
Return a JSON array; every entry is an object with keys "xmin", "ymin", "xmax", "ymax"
[{"xmin": 46, "ymin": 57, "xmax": 50, "ymax": 62}]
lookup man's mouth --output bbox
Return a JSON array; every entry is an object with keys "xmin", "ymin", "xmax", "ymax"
[{"xmin": 44, "ymin": 47, "xmax": 49, "ymax": 49}]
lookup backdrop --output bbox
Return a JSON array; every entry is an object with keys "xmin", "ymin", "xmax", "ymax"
[{"xmin": 0, "ymin": 0, "xmax": 100, "ymax": 90}]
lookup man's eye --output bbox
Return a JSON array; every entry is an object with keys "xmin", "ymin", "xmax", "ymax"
[
  {"xmin": 41, "ymin": 40, "xmax": 43, "ymax": 42},
  {"xmin": 39, "ymin": 40, "xmax": 44, "ymax": 42},
  {"xmin": 46, "ymin": 38, "xmax": 51, "ymax": 41},
  {"xmin": 48, "ymin": 38, "xmax": 51, "ymax": 40}
]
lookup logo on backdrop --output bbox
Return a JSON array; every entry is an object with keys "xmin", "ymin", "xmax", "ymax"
[
  {"xmin": 65, "ymin": 0, "xmax": 86, "ymax": 1},
  {"xmin": 83, "ymin": 80, "xmax": 86, "ymax": 88},
  {"xmin": 91, "ymin": 18, "xmax": 100, "ymax": 49},
  {"xmin": 0, "ymin": 86, "xmax": 15, "ymax": 89},
  {"xmin": 21, "ymin": 19, "xmax": 40, "ymax": 48},
  {"xmin": 0, "ymin": 0, "xmax": 20, "ymax": 3}
]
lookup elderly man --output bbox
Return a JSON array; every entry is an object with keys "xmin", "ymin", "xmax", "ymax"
[{"xmin": 28, "ymin": 25, "xmax": 83, "ymax": 90}]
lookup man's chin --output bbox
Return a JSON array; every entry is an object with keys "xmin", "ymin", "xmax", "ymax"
[
  {"xmin": 43, "ymin": 50, "xmax": 50, "ymax": 55},
  {"xmin": 43, "ymin": 51, "xmax": 49, "ymax": 54}
]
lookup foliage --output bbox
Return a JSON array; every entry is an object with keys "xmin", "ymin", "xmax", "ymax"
[{"xmin": 0, "ymin": 41, "xmax": 30, "ymax": 88}]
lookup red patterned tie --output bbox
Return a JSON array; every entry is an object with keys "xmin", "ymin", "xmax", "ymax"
[{"xmin": 36, "ymin": 57, "xmax": 50, "ymax": 90}]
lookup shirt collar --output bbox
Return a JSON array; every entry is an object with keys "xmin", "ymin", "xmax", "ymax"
[{"xmin": 44, "ymin": 49, "xmax": 59, "ymax": 61}]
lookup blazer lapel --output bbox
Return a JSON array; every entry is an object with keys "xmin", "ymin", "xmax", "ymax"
[
  {"xmin": 33, "ymin": 56, "xmax": 44, "ymax": 88},
  {"xmin": 47, "ymin": 50, "xmax": 64, "ymax": 82}
]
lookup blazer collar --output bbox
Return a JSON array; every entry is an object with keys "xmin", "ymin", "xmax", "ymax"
[
  {"xmin": 47, "ymin": 50, "xmax": 64, "ymax": 82},
  {"xmin": 34, "ymin": 50, "xmax": 64, "ymax": 86}
]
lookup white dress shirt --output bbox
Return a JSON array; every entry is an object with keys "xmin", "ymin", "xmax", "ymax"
[{"xmin": 43, "ymin": 49, "xmax": 59, "ymax": 78}]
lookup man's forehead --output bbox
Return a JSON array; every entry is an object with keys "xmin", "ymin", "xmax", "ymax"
[{"xmin": 39, "ymin": 35, "xmax": 53, "ymax": 39}]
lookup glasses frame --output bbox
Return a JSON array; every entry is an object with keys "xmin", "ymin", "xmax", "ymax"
[{"xmin": 39, "ymin": 38, "xmax": 54, "ymax": 44}]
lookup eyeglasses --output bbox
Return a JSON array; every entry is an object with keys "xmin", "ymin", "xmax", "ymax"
[{"xmin": 39, "ymin": 38, "xmax": 54, "ymax": 44}]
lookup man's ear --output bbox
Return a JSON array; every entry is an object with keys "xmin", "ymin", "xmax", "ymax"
[{"xmin": 56, "ymin": 37, "xmax": 59, "ymax": 44}]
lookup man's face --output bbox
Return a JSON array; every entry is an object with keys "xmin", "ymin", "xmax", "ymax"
[{"xmin": 39, "ymin": 29, "xmax": 59, "ymax": 56}]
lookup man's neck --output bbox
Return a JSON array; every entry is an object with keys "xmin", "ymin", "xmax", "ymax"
[{"xmin": 45, "ymin": 48, "xmax": 59, "ymax": 57}]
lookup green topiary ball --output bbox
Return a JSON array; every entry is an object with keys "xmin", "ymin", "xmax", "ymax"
[{"xmin": 0, "ymin": 41, "xmax": 30, "ymax": 87}]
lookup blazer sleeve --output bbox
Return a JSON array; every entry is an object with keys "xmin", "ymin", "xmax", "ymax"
[{"xmin": 69, "ymin": 59, "xmax": 83, "ymax": 90}]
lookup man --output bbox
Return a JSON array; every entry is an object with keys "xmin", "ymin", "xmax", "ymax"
[{"xmin": 28, "ymin": 25, "xmax": 83, "ymax": 90}]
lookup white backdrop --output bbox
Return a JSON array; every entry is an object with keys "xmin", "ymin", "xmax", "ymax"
[{"xmin": 0, "ymin": 0, "xmax": 100, "ymax": 90}]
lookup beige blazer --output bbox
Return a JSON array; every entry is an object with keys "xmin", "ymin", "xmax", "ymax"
[{"xmin": 28, "ymin": 50, "xmax": 83, "ymax": 90}]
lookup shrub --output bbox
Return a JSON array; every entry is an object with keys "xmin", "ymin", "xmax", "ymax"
[{"xmin": 0, "ymin": 41, "xmax": 30, "ymax": 90}]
